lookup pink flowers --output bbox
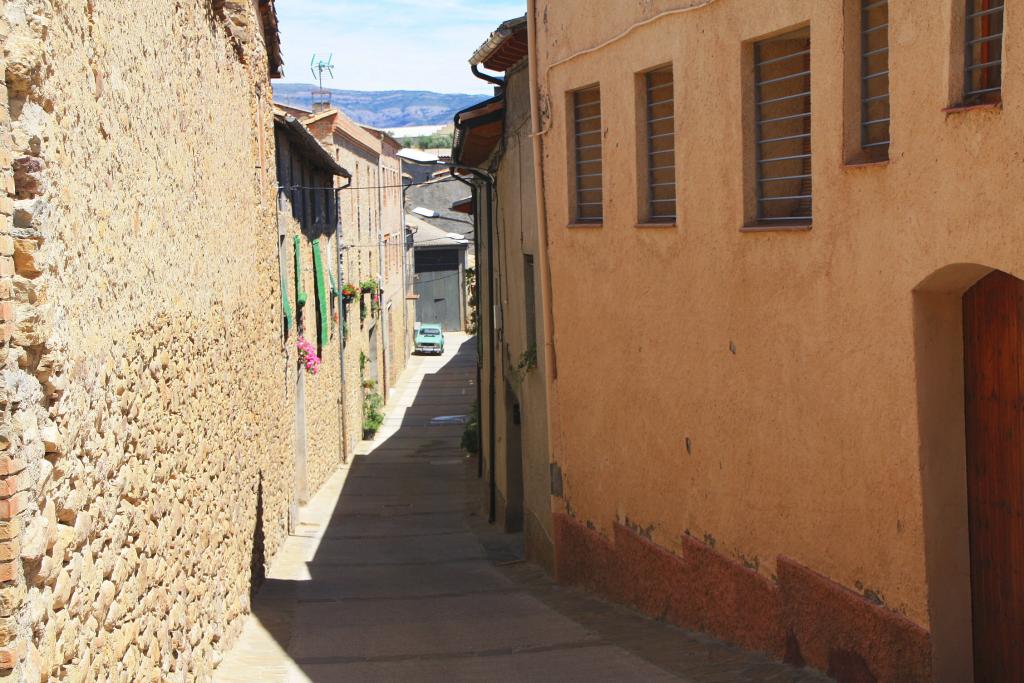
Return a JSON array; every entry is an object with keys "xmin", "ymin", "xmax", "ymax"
[{"xmin": 296, "ymin": 337, "xmax": 321, "ymax": 375}]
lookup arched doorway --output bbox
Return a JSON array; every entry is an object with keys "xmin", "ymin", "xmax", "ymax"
[{"xmin": 962, "ymin": 270, "xmax": 1024, "ymax": 681}]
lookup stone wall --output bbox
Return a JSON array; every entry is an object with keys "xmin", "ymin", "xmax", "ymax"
[{"xmin": 0, "ymin": 0, "xmax": 289, "ymax": 680}]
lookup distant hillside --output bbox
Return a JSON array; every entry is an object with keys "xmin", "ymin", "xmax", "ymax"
[{"xmin": 272, "ymin": 83, "xmax": 484, "ymax": 129}]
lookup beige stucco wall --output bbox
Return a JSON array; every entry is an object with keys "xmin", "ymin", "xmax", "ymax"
[
  {"xmin": 0, "ymin": 0, "xmax": 291, "ymax": 680},
  {"xmin": 487, "ymin": 64, "xmax": 553, "ymax": 570},
  {"xmin": 377, "ymin": 137, "xmax": 409, "ymax": 395},
  {"xmin": 534, "ymin": 0, "xmax": 1024, "ymax": 638}
]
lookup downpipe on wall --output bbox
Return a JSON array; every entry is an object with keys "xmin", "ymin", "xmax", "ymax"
[
  {"xmin": 334, "ymin": 178, "xmax": 352, "ymax": 464},
  {"xmin": 449, "ymin": 170, "xmax": 484, "ymax": 480},
  {"xmin": 450, "ymin": 164, "xmax": 496, "ymax": 522}
]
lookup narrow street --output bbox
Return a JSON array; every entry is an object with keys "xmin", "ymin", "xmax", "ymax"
[{"xmin": 214, "ymin": 334, "xmax": 829, "ymax": 683}]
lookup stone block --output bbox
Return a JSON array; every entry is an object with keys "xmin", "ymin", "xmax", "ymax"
[
  {"xmin": 12, "ymin": 239, "xmax": 40, "ymax": 278},
  {"xmin": 0, "ymin": 493, "xmax": 27, "ymax": 521},
  {"xmin": 0, "ymin": 458, "xmax": 26, "ymax": 477},
  {"xmin": 0, "ymin": 538, "xmax": 19, "ymax": 562},
  {"xmin": 0, "ymin": 638, "xmax": 25, "ymax": 669}
]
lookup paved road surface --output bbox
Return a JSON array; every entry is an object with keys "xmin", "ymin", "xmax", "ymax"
[{"xmin": 214, "ymin": 333, "xmax": 830, "ymax": 682}]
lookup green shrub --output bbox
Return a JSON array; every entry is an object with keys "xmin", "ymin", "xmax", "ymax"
[
  {"xmin": 461, "ymin": 401, "xmax": 480, "ymax": 455},
  {"xmin": 362, "ymin": 392, "xmax": 385, "ymax": 439}
]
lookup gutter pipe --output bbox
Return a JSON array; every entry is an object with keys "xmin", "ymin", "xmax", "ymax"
[{"xmin": 527, "ymin": 0, "xmax": 559, "ymax": 506}]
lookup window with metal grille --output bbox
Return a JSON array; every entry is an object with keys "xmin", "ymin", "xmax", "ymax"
[
  {"xmin": 754, "ymin": 29, "xmax": 812, "ymax": 224},
  {"xmin": 644, "ymin": 67, "xmax": 676, "ymax": 222},
  {"xmin": 965, "ymin": 0, "xmax": 1004, "ymax": 104},
  {"xmin": 573, "ymin": 86, "xmax": 603, "ymax": 223},
  {"xmin": 861, "ymin": 0, "xmax": 890, "ymax": 158}
]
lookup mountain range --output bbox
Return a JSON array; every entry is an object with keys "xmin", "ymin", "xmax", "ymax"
[{"xmin": 272, "ymin": 83, "xmax": 485, "ymax": 129}]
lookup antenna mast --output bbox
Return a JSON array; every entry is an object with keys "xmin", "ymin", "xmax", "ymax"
[{"xmin": 311, "ymin": 54, "xmax": 335, "ymax": 113}]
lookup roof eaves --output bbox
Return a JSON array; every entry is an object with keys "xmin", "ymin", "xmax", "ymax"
[
  {"xmin": 469, "ymin": 15, "xmax": 528, "ymax": 67},
  {"xmin": 259, "ymin": 0, "xmax": 284, "ymax": 78},
  {"xmin": 274, "ymin": 112, "xmax": 351, "ymax": 178}
]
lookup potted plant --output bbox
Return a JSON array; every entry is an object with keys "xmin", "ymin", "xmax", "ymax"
[{"xmin": 341, "ymin": 282, "xmax": 359, "ymax": 303}]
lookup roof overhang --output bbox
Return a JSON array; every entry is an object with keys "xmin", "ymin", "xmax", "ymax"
[
  {"xmin": 451, "ymin": 197, "xmax": 474, "ymax": 215},
  {"xmin": 259, "ymin": 0, "xmax": 284, "ymax": 78},
  {"xmin": 470, "ymin": 15, "xmax": 528, "ymax": 72},
  {"xmin": 274, "ymin": 111, "xmax": 351, "ymax": 177},
  {"xmin": 451, "ymin": 97, "xmax": 505, "ymax": 168}
]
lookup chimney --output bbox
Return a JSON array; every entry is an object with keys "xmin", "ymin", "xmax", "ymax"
[{"xmin": 312, "ymin": 88, "xmax": 332, "ymax": 113}]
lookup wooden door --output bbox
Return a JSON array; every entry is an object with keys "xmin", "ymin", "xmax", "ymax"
[{"xmin": 963, "ymin": 270, "xmax": 1024, "ymax": 681}]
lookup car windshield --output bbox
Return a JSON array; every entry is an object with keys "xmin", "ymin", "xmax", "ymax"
[{"xmin": 421, "ymin": 329, "xmax": 441, "ymax": 337}]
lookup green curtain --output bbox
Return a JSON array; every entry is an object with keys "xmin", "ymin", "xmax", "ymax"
[
  {"xmin": 293, "ymin": 235, "xmax": 307, "ymax": 310},
  {"xmin": 312, "ymin": 239, "xmax": 329, "ymax": 352}
]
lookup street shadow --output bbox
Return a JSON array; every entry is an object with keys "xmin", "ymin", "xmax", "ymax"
[{"xmin": 248, "ymin": 334, "xmax": 485, "ymax": 681}]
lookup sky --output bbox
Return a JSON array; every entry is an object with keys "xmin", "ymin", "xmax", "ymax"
[{"xmin": 275, "ymin": 0, "xmax": 526, "ymax": 95}]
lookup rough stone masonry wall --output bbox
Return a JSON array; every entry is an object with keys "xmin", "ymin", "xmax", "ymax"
[
  {"xmin": 0, "ymin": 1, "xmax": 291, "ymax": 681},
  {"xmin": 284, "ymin": 204, "xmax": 342, "ymax": 500}
]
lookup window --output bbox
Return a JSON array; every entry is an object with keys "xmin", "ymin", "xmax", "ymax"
[
  {"xmin": 523, "ymin": 255, "xmax": 537, "ymax": 353},
  {"xmin": 964, "ymin": 0, "xmax": 1004, "ymax": 104},
  {"xmin": 643, "ymin": 67, "xmax": 676, "ymax": 223},
  {"xmin": 573, "ymin": 86, "xmax": 603, "ymax": 224},
  {"xmin": 754, "ymin": 28, "xmax": 812, "ymax": 225},
  {"xmin": 861, "ymin": 0, "xmax": 890, "ymax": 158}
]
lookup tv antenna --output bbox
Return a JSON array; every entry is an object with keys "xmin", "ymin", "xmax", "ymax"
[{"xmin": 310, "ymin": 54, "xmax": 334, "ymax": 112}]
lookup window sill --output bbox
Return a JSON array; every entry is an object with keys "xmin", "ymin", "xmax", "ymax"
[
  {"xmin": 635, "ymin": 222, "xmax": 676, "ymax": 229},
  {"xmin": 567, "ymin": 222, "xmax": 603, "ymax": 229},
  {"xmin": 943, "ymin": 101, "xmax": 1002, "ymax": 115},
  {"xmin": 740, "ymin": 223, "xmax": 812, "ymax": 233},
  {"xmin": 844, "ymin": 159, "xmax": 889, "ymax": 170}
]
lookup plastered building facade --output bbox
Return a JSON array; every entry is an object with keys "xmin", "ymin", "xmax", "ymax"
[
  {"xmin": 454, "ymin": 19, "xmax": 555, "ymax": 573},
  {"xmin": 0, "ymin": 0, "xmax": 293, "ymax": 680},
  {"xmin": 528, "ymin": 1, "xmax": 1024, "ymax": 681}
]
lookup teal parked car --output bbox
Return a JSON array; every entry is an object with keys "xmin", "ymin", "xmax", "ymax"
[{"xmin": 415, "ymin": 325, "xmax": 445, "ymax": 355}]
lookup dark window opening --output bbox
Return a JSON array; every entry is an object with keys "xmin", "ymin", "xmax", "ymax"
[
  {"xmin": 573, "ymin": 86, "xmax": 603, "ymax": 224},
  {"xmin": 754, "ymin": 28, "xmax": 812, "ymax": 225},
  {"xmin": 645, "ymin": 67, "xmax": 676, "ymax": 222},
  {"xmin": 861, "ymin": 0, "xmax": 890, "ymax": 159},
  {"xmin": 964, "ymin": 0, "xmax": 1004, "ymax": 104}
]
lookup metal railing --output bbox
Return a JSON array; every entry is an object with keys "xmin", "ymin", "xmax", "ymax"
[
  {"xmin": 965, "ymin": 0, "xmax": 1004, "ymax": 103},
  {"xmin": 645, "ymin": 67, "xmax": 676, "ymax": 222},
  {"xmin": 573, "ymin": 86, "xmax": 603, "ymax": 223},
  {"xmin": 754, "ymin": 30, "xmax": 812, "ymax": 223},
  {"xmin": 861, "ymin": 0, "xmax": 890, "ymax": 157}
]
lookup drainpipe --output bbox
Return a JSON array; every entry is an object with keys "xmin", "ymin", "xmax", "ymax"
[
  {"xmin": 450, "ymin": 170, "xmax": 483, "ymax": 479},
  {"xmin": 335, "ymin": 176, "xmax": 352, "ymax": 463},
  {"xmin": 468, "ymin": 170, "xmax": 497, "ymax": 525},
  {"xmin": 472, "ymin": 63, "xmax": 505, "ymax": 89},
  {"xmin": 376, "ymin": 162, "xmax": 389, "ymax": 397},
  {"xmin": 401, "ymin": 182, "xmax": 411, "ymax": 361},
  {"xmin": 527, "ymin": 0, "xmax": 558, "ymax": 496}
]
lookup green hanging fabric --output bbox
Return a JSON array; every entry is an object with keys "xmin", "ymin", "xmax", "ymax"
[
  {"xmin": 280, "ymin": 269, "xmax": 293, "ymax": 335},
  {"xmin": 293, "ymin": 235, "xmax": 307, "ymax": 309},
  {"xmin": 312, "ymin": 239, "xmax": 329, "ymax": 352}
]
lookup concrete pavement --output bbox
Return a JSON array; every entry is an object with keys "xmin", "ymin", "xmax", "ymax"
[{"xmin": 213, "ymin": 333, "xmax": 830, "ymax": 682}]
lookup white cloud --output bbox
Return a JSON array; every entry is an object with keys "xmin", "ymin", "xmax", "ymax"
[{"xmin": 276, "ymin": 0, "xmax": 525, "ymax": 94}]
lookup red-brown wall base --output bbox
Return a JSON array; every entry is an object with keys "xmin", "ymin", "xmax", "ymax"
[{"xmin": 553, "ymin": 513, "xmax": 931, "ymax": 683}]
